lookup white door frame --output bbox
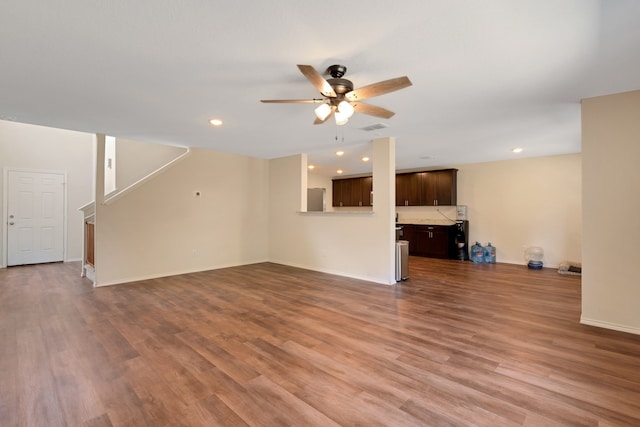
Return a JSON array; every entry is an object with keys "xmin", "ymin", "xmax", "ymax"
[{"xmin": 2, "ymin": 167, "xmax": 68, "ymax": 268}]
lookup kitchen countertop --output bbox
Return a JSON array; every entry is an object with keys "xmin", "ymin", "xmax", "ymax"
[{"xmin": 397, "ymin": 219, "xmax": 457, "ymax": 226}]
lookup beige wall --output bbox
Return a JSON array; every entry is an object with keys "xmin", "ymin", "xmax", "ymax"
[
  {"xmin": 269, "ymin": 138, "xmax": 397, "ymax": 284},
  {"xmin": 115, "ymin": 137, "xmax": 187, "ymax": 191},
  {"xmin": 457, "ymin": 154, "xmax": 582, "ymax": 267},
  {"xmin": 94, "ymin": 147, "xmax": 269, "ymax": 286},
  {"xmin": 582, "ymin": 90, "xmax": 640, "ymax": 334},
  {"xmin": 0, "ymin": 120, "xmax": 94, "ymax": 265}
]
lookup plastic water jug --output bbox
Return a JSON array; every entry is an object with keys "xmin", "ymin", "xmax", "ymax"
[
  {"xmin": 525, "ymin": 246, "xmax": 544, "ymax": 269},
  {"xmin": 484, "ymin": 243, "xmax": 496, "ymax": 263},
  {"xmin": 471, "ymin": 242, "xmax": 484, "ymax": 263}
]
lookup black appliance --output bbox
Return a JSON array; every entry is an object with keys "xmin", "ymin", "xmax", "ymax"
[{"xmin": 453, "ymin": 220, "xmax": 469, "ymax": 261}]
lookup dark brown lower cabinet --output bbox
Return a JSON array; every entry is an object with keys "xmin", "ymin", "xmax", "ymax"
[
  {"xmin": 398, "ymin": 224, "xmax": 456, "ymax": 259},
  {"xmin": 398, "ymin": 224, "xmax": 414, "ymax": 251}
]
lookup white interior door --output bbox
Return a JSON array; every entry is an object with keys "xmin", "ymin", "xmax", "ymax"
[{"xmin": 7, "ymin": 170, "xmax": 65, "ymax": 266}]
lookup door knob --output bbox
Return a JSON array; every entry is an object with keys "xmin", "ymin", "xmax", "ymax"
[{"xmin": 9, "ymin": 222, "xmax": 15, "ymax": 225}]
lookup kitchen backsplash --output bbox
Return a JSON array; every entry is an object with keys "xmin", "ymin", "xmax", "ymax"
[{"xmin": 397, "ymin": 205, "xmax": 460, "ymax": 224}]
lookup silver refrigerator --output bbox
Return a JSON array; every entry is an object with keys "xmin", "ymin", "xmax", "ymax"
[{"xmin": 307, "ymin": 188, "xmax": 326, "ymax": 212}]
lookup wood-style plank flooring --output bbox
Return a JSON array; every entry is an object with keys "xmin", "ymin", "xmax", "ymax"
[{"xmin": 1, "ymin": 258, "xmax": 640, "ymax": 426}]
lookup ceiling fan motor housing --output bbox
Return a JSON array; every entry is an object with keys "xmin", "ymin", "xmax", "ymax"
[
  {"xmin": 327, "ymin": 65, "xmax": 353, "ymax": 98},
  {"xmin": 327, "ymin": 78, "xmax": 354, "ymax": 96},
  {"xmin": 327, "ymin": 64, "xmax": 347, "ymax": 78}
]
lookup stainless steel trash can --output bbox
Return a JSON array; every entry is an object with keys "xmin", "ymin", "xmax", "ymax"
[{"xmin": 396, "ymin": 240, "xmax": 409, "ymax": 281}]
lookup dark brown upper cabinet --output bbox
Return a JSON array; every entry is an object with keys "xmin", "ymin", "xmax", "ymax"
[
  {"xmin": 395, "ymin": 173, "xmax": 422, "ymax": 206},
  {"xmin": 332, "ymin": 176, "xmax": 373, "ymax": 207},
  {"xmin": 333, "ymin": 168, "xmax": 457, "ymax": 207},
  {"xmin": 396, "ymin": 169, "xmax": 457, "ymax": 207},
  {"xmin": 421, "ymin": 169, "xmax": 457, "ymax": 206}
]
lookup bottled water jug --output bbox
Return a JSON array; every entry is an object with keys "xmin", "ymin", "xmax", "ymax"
[
  {"xmin": 484, "ymin": 243, "xmax": 496, "ymax": 263},
  {"xmin": 471, "ymin": 242, "xmax": 484, "ymax": 263}
]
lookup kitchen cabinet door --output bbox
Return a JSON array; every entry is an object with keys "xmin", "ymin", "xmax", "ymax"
[
  {"xmin": 427, "ymin": 226, "xmax": 451, "ymax": 258},
  {"xmin": 333, "ymin": 177, "xmax": 373, "ymax": 207},
  {"xmin": 413, "ymin": 226, "xmax": 433, "ymax": 256},
  {"xmin": 397, "ymin": 224, "xmax": 415, "ymax": 254},
  {"xmin": 361, "ymin": 176, "xmax": 373, "ymax": 206},
  {"xmin": 345, "ymin": 179, "xmax": 357, "ymax": 206},
  {"xmin": 348, "ymin": 178, "xmax": 364, "ymax": 206},
  {"xmin": 413, "ymin": 225, "xmax": 453, "ymax": 258},
  {"xmin": 333, "ymin": 178, "xmax": 355, "ymax": 207},
  {"xmin": 396, "ymin": 173, "xmax": 421, "ymax": 206},
  {"xmin": 422, "ymin": 169, "xmax": 457, "ymax": 206},
  {"xmin": 332, "ymin": 179, "xmax": 344, "ymax": 207},
  {"xmin": 332, "ymin": 179, "xmax": 355, "ymax": 207}
]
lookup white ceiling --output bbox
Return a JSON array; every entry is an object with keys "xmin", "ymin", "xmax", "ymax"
[{"xmin": 2, "ymin": 1, "xmax": 640, "ymax": 176}]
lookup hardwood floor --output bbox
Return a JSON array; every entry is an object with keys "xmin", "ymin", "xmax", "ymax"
[{"xmin": 1, "ymin": 258, "xmax": 640, "ymax": 426}]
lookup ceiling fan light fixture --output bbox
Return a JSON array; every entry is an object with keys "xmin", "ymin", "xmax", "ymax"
[
  {"xmin": 314, "ymin": 103, "xmax": 332, "ymax": 121},
  {"xmin": 337, "ymin": 100, "xmax": 355, "ymax": 118},
  {"xmin": 334, "ymin": 110, "xmax": 349, "ymax": 125}
]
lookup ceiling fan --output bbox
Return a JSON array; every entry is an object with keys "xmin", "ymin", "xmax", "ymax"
[{"xmin": 261, "ymin": 64, "xmax": 412, "ymax": 125}]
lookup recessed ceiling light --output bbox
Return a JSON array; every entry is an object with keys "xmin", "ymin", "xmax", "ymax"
[
  {"xmin": 362, "ymin": 156, "xmax": 370, "ymax": 162},
  {"xmin": 308, "ymin": 164, "xmax": 315, "ymax": 170},
  {"xmin": 337, "ymin": 169, "xmax": 343, "ymax": 174},
  {"xmin": 209, "ymin": 118, "xmax": 223, "ymax": 127},
  {"xmin": 336, "ymin": 150, "xmax": 344, "ymax": 156},
  {"xmin": 512, "ymin": 147, "xmax": 523, "ymax": 153}
]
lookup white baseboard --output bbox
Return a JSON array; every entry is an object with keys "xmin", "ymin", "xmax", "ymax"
[
  {"xmin": 83, "ymin": 264, "xmax": 96, "ymax": 284},
  {"xmin": 268, "ymin": 258, "xmax": 394, "ymax": 286},
  {"xmin": 580, "ymin": 317, "xmax": 640, "ymax": 336}
]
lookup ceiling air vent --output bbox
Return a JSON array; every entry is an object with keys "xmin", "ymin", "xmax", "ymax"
[{"xmin": 359, "ymin": 123, "xmax": 389, "ymax": 132}]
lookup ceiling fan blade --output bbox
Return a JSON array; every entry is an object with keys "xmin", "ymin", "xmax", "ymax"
[
  {"xmin": 313, "ymin": 108, "xmax": 335, "ymax": 125},
  {"xmin": 345, "ymin": 76, "xmax": 412, "ymax": 101},
  {"xmin": 352, "ymin": 102, "xmax": 395, "ymax": 119},
  {"xmin": 261, "ymin": 99, "xmax": 324, "ymax": 103},
  {"xmin": 297, "ymin": 64, "xmax": 337, "ymax": 98}
]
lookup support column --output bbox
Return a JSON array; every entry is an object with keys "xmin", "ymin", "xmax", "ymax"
[{"xmin": 372, "ymin": 137, "xmax": 397, "ymax": 284}]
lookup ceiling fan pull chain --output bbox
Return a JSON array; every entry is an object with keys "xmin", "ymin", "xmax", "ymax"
[{"xmin": 335, "ymin": 125, "xmax": 345, "ymax": 143}]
